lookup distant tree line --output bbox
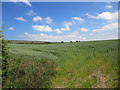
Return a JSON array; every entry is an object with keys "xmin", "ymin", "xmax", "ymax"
[{"xmin": 61, "ymin": 40, "xmax": 81, "ymax": 43}]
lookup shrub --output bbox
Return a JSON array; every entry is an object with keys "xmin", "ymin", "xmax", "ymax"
[
  {"xmin": 7, "ymin": 40, "xmax": 11, "ymax": 43},
  {"xmin": 0, "ymin": 26, "xmax": 10, "ymax": 86},
  {"xmin": 5, "ymin": 58, "xmax": 57, "ymax": 88},
  {"xmin": 44, "ymin": 42, "xmax": 52, "ymax": 44},
  {"xmin": 70, "ymin": 41, "xmax": 72, "ymax": 43},
  {"xmin": 61, "ymin": 41, "xmax": 64, "ymax": 43}
]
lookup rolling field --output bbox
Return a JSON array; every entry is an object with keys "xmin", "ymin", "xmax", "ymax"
[{"xmin": 4, "ymin": 39, "xmax": 119, "ymax": 88}]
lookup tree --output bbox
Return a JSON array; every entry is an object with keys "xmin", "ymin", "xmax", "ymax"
[
  {"xmin": 8, "ymin": 40, "xmax": 11, "ymax": 43},
  {"xmin": 61, "ymin": 41, "xmax": 64, "ymax": 43},
  {"xmin": 70, "ymin": 41, "xmax": 72, "ymax": 43},
  {"xmin": 76, "ymin": 40, "xmax": 78, "ymax": 42}
]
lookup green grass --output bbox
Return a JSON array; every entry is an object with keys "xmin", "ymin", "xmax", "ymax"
[{"xmin": 4, "ymin": 39, "xmax": 119, "ymax": 88}]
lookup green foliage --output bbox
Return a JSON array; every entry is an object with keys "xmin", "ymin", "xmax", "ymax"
[
  {"xmin": 0, "ymin": 26, "xmax": 10, "ymax": 86},
  {"xmin": 5, "ymin": 58, "xmax": 57, "ymax": 88}
]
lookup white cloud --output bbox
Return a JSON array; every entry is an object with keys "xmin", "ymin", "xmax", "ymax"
[
  {"xmin": 8, "ymin": 27, "xmax": 14, "ymax": 30},
  {"xmin": 85, "ymin": 13, "xmax": 96, "ymax": 19},
  {"xmin": 80, "ymin": 28, "xmax": 89, "ymax": 32},
  {"xmin": 25, "ymin": 10, "xmax": 36, "ymax": 16},
  {"xmin": 61, "ymin": 22, "xmax": 72, "ymax": 31},
  {"xmin": 72, "ymin": 17, "xmax": 84, "ymax": 23},
  {"xmin": 103, "ymin": 32, "xmax": 109, "ymax": 35},
  {"xmin": 20, "ymin": 31, "xmax": 117, "ymax": 42},
  {"xmin": 92, "ymin": 22, "xmax": 118, "ymax": 32},
  {"xmin": 95, "ymin": 33, "xmax": 118, "ymax": 40},
  {"xmin": 32, "ymin": 25, "xmax": 52, "ymax": 32},
  {"xmin": 105, "ymin": 5, "xmax": 112, "ymax": 9},
  {"xmin": 87, "ymin": 35, "xmax": 118, "ymax": 41},
  {"xmin": 19, "ymin": 32, "xmax": 86, "ymax": 42},
  {"xmin": 61, "ymin": 28, "xmax": 66, "ymax": 31},
  {"xmin": 40, "ymin": 33, "xmax": 44, "ymax": 36},
  {"xmin": 9, "ymin": 0, "xmax": 31, "ymax": 7},
  {"xmin": 24, "ymin": 32, "xmax": 29, "ymax": 35},
  {"xmin": 65, "ymin": 22, "xmax": 72, "ymax": 31},
  {"xmin": 97, "ymin": 11, "xmax": 117, "ymax": 20},
  {"xmin": 72, "ymin": 17, "xmax": 84, "ymax": 22},
  {"xmin": 72, "ymin": 21, "xmax": 76, "ymax": 24},
  {"xmin": 45, "ymin": 17, "xmax": 53, "ymax": 24},
  {"xmin": 54, "ymin": 29, "xmax": 62, "ymax": 34},
  {"xmin": 33, "ymin": 16, "xmax": 53, "ymax": 24},
  {"xmin": 85, "ymin": 11, "xmax": 118, "ymax": 20},
  {"xmin": 16, "ymin": 17, "xmax": 26, "ymax": 21},
  {"xmin": 79, "ymin": 36, "xmax": 86, "ymax": 40},
  {"xmin": 85, "ymin": 32, "xmax": 117, "ymax": 41},
  {"xmin": 33, "ymin": 16, "xmax": 43, "ymax": 22},
  {"xmin": 60, "ymin": 17, "xmax": 84, "ymax": 31}
]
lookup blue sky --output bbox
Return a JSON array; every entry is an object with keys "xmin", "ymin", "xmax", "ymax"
[{"xmin": 2, "ymin": 1, "xmax": 118, "ymax": 42}]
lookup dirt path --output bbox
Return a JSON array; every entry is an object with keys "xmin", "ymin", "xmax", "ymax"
[{"xmin": 89, "ymin": 71, "xmax": 107, "ymax": 88}]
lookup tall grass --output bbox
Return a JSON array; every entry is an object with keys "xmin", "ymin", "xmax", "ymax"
[
  {"xmin": 3, "ymin": 57, "xmax": 57, "ymax": 88},
  {"xmin": 5, "ymin": 39, "xmax": 119, "ymax": 88}
]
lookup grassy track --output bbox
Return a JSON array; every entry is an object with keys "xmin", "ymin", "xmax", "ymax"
[{"xmin": 5, "ymin": 39, "xmax": 119, "ymax": 88}]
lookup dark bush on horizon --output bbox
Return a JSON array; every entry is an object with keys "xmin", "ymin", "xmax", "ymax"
[
  {"xmin": 61, "ymin": 41, "xmax": 64, "ymax": 43},
  {"xmin": 44, "ymin": 42, "xmax": 52, "ymax": 44},
  {"xmin": 70, "ymin": 41, "xmax": 72, "ymax": 43}
]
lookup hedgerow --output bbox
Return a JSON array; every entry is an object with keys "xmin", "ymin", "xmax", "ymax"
[{"xmin": 0, "ymin": 26, "xmax": 10, "ymax": 86}]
